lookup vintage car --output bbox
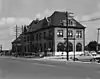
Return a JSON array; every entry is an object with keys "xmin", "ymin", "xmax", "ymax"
[{"xmin": 71, "ymin": 53, "xmax": 100, "ymax": 62}]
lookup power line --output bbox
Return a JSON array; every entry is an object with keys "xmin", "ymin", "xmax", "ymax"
[{"xmin": 79, "ymin": 17, "xmax": 100, "ymax": 23}]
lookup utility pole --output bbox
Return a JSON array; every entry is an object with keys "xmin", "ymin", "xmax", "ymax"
[
  {"xmin": 65, "ymin": 11, "xmax": 73, "ymax": 61},
  {"xmin": 21, "ymin": 25, "xmax": 24, "ymax": 56},
  {"xmin": 97, "ymin": 28, "xmax": 100, "ymax": 51},
  {"xmin": 14, "ymin": 25, "xmax": 21, "ymax": 39},
  {"xmin": 65, "ymin": 11, "xmax": 69, "ymax": 61},
  {"xmin": 15, "ymin": 25, "xmax": 19, "ymax": 56},
  {"xmin": 13, "ymin": 25, "xmax": 21, "ymax": 56}
]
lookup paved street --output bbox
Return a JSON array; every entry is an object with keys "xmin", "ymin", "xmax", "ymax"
[{"xmin": 0, "ymin": 56, "xmax": 100, "ymax": 79}]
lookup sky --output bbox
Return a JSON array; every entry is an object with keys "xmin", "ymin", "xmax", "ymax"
[{"xmin": 0, "ymin": 0, "xmax": 100, "ymax": 50}]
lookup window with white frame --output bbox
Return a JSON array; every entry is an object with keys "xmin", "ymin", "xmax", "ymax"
[
  {"xmin": 68, "ymin": 30, "xmax": 73, "ymax": 38},
  {"xmin": 57, "ymin": 30, "xmax": 63, "ymax": 37},
  {"xmin": 76, "ymin": 30, "xmax": 82, "ymax": 38}
]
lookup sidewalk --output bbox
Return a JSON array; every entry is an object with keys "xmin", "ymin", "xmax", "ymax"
[
  {"xmin": 0, "ymin": 55, "xmax": 72, "ymax": 61},
  {"xmin": 0, "ymin": 55, "xmax": 100, "ymax": 64},
  {"xmin": 40, "ymin": 56, "xmax": 73, "ymax": 62}
]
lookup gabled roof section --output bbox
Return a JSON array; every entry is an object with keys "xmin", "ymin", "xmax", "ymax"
[
  {"xmin": 49, "ymin": 11, "xmax": 85, "ymax": 29},
  {"xmin": 27, "ymin": 11, "xmax": 85, "ymax": 33},
  {"xmin": 72, "ymin": 18, "xmax": 86, "ymax": 28},
  {"xmin": 12, "ymin": 34, "xmax": 22, "ymax": 44},
  {"xmin": 28, "ymin": 17, "xmax": 49, "ymax": 32},
  {"xmin": 48, "ymin": 11, "xmax": 66, "ymax": 26}
]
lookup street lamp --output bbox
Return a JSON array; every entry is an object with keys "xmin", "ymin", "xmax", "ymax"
[
  {"xmin": 73, "ymin": 35, "xmax": 75, "ymax": 61},
  {"xmin": 73, "ymin": 33, "xmax": 78, "ymax": 61}
]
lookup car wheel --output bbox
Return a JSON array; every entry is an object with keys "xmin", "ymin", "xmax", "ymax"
[
  {"xmin": 90, "ymin": 59, "xmax": 95, "ymax": 62},
  {"xmin": 97, "ymin": 59, "xmax": 100, "ymax": 63},
  {"xmin": 73, "ymin": 58, "xmax": 78, "ymax": 61}
]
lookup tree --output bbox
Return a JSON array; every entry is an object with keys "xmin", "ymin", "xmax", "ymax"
[{"xmin": 88, "ymin": 41, "xmax": 97, "ymax": 51}]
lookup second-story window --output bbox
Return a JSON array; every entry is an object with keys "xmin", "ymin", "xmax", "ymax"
[
  {"xmin": 36, "ymin": 34, "xmax": 38, "ymax": 40},
  {"xmin": 57, "ymin": 30, "xmax": 63, "ymax": 37},
  {"xmin": 44, "ymin": 32, "xmax": 46, "ymax": 39},
  {"xmin": 49, "ymin": 30, "xmax": 52, "ymax": 37},
  {"xmin": 68, "ymin": 30, "xmax": 73, "ymax": 38},
  {"xmin": 27, "ymin": 36, "xmax": 30, "ymax": 42},
  {"xmin": 76, "ymin": 30, "xmax": 82, "ymax": 38},
  {"xmin": 24, "ymin": 36, "xmax": 26, "ymax": 42},
  {"xmin": 30, "ymin": 34, "xmax": 34, "ymax": 41}
]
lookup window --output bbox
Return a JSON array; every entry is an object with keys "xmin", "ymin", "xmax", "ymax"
[
  {"xmin": 28, "ymin": 44, "xmax": 30, "ymax": 52},
  {"xmin": 57, "ymin": 30, "xmax": 63, "ymax": 37},
  {"xmin": 39, "ymin": 33, "xmax": 42, "ymax": 40},
  {"xmin": 27, "ymin": 36, "xmax": 30, "ymax": 42},
  {"xmin": 61, "ymin": 19, "xmax": 76, "ymax": 26},
  {"xmin": 76, "ymin": 43, "xmax": 82, "ymax": 51},
  {"xmin": 68, "ymin": 30, "xmax": 73, "ymax": 38},
  {"xmin": 49, "ymin": 30, "xmax": 52, "ymax": 37},
  {"xmin": 36, "ymin": 34, "xmax": 38, "ymax": 40},
  {"xmin": 49, "ymin": 41, "xmax": 52, "ymax": 48},
  {"xmin": 76, "ymin": 30, "xmax": 82, "ymax": 38},
  {"xmin": 31, "ymin": 34, "xmax": 34, "ymax": 41},
  {"xmin": 44, "ymin": 32, "xmax": 46, "ymax": 39},
  {"xmin": 24, "ymin": 45, "xmax": 27, "ymax": 52},
  {"xmin": 64, "ymin": 41, "xmax": 73, "ymax": 52},
  {"xmin": 68, "ymin": 42, "xmax": 73, "ymax": 52},
  {"xmin": 57, "ymin": 42, "xmax": 65, "ymax": 52},
  {"xmin": 39, "ymin": 44, "xmax": 42, "ymax": 52},
  {"xmin": 68, "ymin": 19, "xmax": 75, "ymax": 26},
  {"xmin": 24, "ymin": 36, "xmax": 26, "ymax": 42},
  {"xmin": 44, "ymin": 43, "xmax": 46, "ymax": 50}
]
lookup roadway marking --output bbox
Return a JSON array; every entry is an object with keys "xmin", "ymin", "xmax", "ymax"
[{"xmin": 33, "ymin": 63, "xmax": 56, "ymax": 67}]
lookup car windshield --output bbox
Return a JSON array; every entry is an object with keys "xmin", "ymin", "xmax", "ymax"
[{"xmin": 80, "ymin": 54, "xmax": 84, "ymax": 56}]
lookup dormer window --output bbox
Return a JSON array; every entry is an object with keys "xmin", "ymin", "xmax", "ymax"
[{"xmin": 61, "ymin": 19, "xmax": 76, "ymax": 26}]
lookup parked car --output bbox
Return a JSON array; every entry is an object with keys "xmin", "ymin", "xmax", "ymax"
[
  {"xmin": 94, "ymin": 54, "xmax": 100, "ymax": 63},
  {"xmin": 24, "ymin": 55, "xmax": 35, "ymax": 58},
  {"xmin": 32, "ymin": 52, "xmax": 44, "ymax": 58},
  {"xmin": 71, "ymin": 52, "xmax": 100, "ymax": 62},
  {"xmin": 71, "ymin": 53, "xmax": 96, "ymax": 62}
]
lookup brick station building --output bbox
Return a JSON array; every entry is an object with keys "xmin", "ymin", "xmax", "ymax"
[{"xmin": 12, "ymin": 11, "xmax": 86, "ymax": 56}]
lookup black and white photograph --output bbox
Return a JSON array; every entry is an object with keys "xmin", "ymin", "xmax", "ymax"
[{"xmin": 0, "ymin": 0, "xmax": 100, "ymax": 79}]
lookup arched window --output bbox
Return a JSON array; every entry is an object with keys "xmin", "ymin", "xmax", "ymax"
[
  {"xmin": 76, "ymin": 43, "xmax": 82, "ymax": 51},
  {"xmin": 64, "ymin": 41, "xmax": 73, "ymax": 52},
  {"xmin": 57, "ymin": 42, "xmax": 64, "ymax": 52},
  {"xmin": 68, "ymin": 42, "xmax": 73, "ymax": 52}
]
